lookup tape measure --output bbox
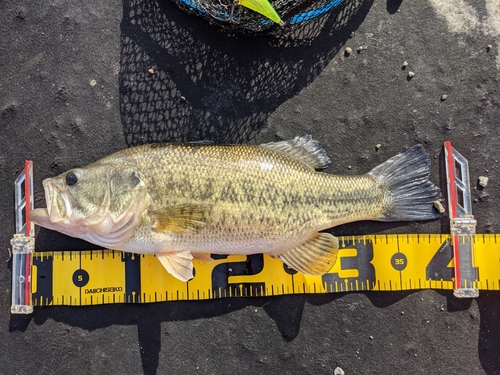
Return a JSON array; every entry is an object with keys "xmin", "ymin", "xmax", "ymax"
[
  {"xmin": 10, "ymin": 142, "xmax": 490, "ymax": 313},
  {"xmin": 28, "ymin": 233, "xmax": 497, "ymax": 308}
]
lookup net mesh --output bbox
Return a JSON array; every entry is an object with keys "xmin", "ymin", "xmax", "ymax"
[
  {"xmin": 171, "ymin": 0, "xmax": 345, "ymax": 33},
  {"xmin": 119, "ymin": 0, "xmax": 369, "ymax": 146}
]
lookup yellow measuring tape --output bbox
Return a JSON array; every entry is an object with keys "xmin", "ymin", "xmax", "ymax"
[{"xmin": 30, "ymin": 233, "xmax": 498, "ymax": 307}]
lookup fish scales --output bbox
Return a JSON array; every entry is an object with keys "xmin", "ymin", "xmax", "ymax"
[
  {"xmin": 30, "ymin": 136, "xmax": 443, "ymax": 281},
  {"xmin": 115, "ymin": 143, "xmax": 384, "ymax": 253}
]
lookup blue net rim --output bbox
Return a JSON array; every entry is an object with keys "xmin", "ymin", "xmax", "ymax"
[{"xmin": 178, "ymin": 0, "xmax": 344, "ymax": 26}]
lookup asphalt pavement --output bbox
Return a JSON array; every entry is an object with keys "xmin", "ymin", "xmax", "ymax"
[{"xmin": 1, "ymin": 1, "xmax": 499, "ymax": 374}]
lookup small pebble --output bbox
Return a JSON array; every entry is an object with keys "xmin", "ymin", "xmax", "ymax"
[
  {"xmin": 487, "ymin": 44, "xmax": 492, "ymax": 52},
  {"xmin": 345, "ymin": 47, "xmax": 352, "ymax": 55},
  {"xmin": 348, "ymin": 165, "xmax": 352, "ymax": 170},
  {"xmin": 433, "ymin": 200, "xmax": 445, "ymax": 214},
  {"xmin": 369, "ymin": 335, "xmax": 374, "ymax": 340},
  {"xmin": 478, "ymin": 176, "xmax": 489, "ymax": 187},
  {"xmin": 148, "ymin": 68, "xmax": 155, "ymax": 74},
  {"xmin": 441, "ymin": 94, "xmax": 448, "ymax": 101},
  {"xmin": 407, "ymin": 71, "xmax": 414, "ymax": 78},
  {"xmin": 334, "ymin": 367, "xmax": 345, "ymax": 375},
  {"xmin": 402, "ymin": 61, "xmax": 408, "ymax": 67},
  {"xmin": 357, "ymin": 46, "xmax": 364, "ymax": 52},
  {"xmin": 375, "ymin": 143, "xmax": 381, "ymax": 151}
]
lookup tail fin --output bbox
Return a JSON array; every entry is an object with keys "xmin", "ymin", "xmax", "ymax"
[{"xmin": 368, "ymin": 145, "xmax": 444, "ymax": 221}]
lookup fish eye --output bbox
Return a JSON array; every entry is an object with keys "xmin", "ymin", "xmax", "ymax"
[{"xmin": 66, "ymin": 172, "xmax": 79, "ymax": 186}]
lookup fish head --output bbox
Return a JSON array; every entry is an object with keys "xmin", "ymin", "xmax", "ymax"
[{"xmin": 30, "ymin": 162, "xmax": 148, "ymax": 247}]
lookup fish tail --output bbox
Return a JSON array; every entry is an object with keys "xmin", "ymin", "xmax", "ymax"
[{"xmin": 368, "ymin": 145, "xmax": 444, "ymax": 221}]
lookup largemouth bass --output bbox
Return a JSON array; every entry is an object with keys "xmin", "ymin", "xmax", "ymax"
[{"xmin": 30, "ymin": 136, "xmax": 442, "ymax": 281}]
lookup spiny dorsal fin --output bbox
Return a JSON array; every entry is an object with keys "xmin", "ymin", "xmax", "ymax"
[
  {"xmin": 156, "ymin": 251, "xmax": 194, "ymax": 282},
  {"xmin": 149, "ymin": 204, "xmax": 209, "ymax": 234},
  {"xmin": 276, "ymin": 233, "xmax": 339, "ymax": 275},
  {"xmin": 260, "ymin": 135, "xmax": 331, "ymax": 170}
]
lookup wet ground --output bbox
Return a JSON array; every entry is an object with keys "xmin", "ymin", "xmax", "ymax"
[{"xmin": 1, "ymin": 0, "xmax": 500, "ymax": 374}]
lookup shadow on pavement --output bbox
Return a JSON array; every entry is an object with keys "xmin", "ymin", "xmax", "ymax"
[{"xmin": 119, "ymin": 0, "xmax": 373, "ymax": 145}]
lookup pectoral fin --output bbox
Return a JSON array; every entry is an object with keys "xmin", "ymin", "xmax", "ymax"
[
  {"xmin": 276, "ymin": 233, "xmax": 339, "ymax": 275},
  {"xmin": 149, "ymin": 204, "xmax": 209, "ymax": 234},
  {"xmin": 156, "ymin": 251, "xmax": 194, "ymax": 282}
]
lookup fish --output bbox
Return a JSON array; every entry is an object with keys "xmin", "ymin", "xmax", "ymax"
[{"xmin": 30, "ymin": 136, "xmax": 443, "ymax": 282}]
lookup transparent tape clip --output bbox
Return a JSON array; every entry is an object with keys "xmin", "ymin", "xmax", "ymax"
[
  {"xmin": 11, "ymin": 161, "xmax": 35, "ymax": 314},
  {"xmin": 444, "ymin": 142, "xmax": 479, "ymax": 298}
]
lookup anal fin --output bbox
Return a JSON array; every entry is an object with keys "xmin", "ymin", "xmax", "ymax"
[
  {"xmin": 156, "ymin": 251, "xmax": 194, "ymax": 282},
  {"xmin": 276, "ymin": 233, "xmax": 339, "ymax": 275},
  {"xmin": 192, "ymin": 253, "xmax": 214, "ymax": 262}
]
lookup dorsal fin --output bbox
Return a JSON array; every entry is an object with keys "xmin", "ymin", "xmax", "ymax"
[
  {"xmin": 260, "ymin": 135, "xmax": 331, "ymax": 170},
  {"xmin": 276, "ymin": 232, "xmax": 339, "ymax": 275}
]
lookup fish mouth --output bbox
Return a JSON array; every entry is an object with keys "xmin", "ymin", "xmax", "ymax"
[
  {"xmin": 29, "ymin": 178, "xmax": 73, "ymax": 230},
  {"xmin": 29, "ymin": 207, "xmax": 51, "ymax": 228}
]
